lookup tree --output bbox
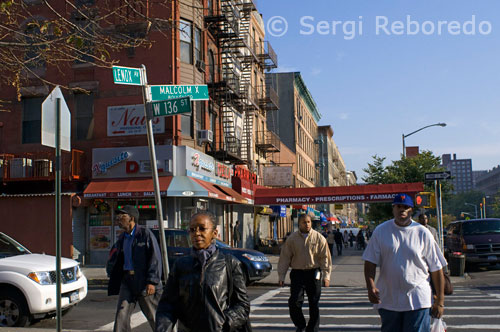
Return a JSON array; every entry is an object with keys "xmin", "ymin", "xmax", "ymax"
[
  {"xmin": 362, "ymin": 151, "xmax": 446, "ymax": 222},
  {"xmin": 0, "ymin": 0, "xmax": 175, "ymax": 104},
  {"xmin": 442, "ymin": 190, "xmax": 485, "ymax": 219}
]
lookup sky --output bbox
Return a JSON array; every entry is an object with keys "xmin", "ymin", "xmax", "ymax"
[{"xmin": 257, "ymin": 0, "xmax": 500, "ymax": 181}]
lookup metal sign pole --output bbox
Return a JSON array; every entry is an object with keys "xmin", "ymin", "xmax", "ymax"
[
  {"xmin": 55, "ymin": 98, "xmax": 62, "ymax": 332},
  {"xmin": 140, "ymin": 65, "xmax": 170, "ymax": 281},
  {"xmin": 434, "ymin": 179, "xmax": 444, "ymax": 253}
]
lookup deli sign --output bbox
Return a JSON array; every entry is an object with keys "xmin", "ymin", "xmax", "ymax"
[
  {"xmin": 108, "ymin": 104, "xmax": 164, "ymax": 136},
  {"xmin": 216, "ymin": 162, "xmax": 231, "ymax": 180}
]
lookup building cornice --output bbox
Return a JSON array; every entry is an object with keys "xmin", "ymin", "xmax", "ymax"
[{"xmin": 293, "ymin": 72, "xmax": 321, "ymax": 122}]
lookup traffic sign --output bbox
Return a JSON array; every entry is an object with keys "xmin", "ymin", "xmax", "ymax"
[
  {"xmin": 149, "ymin": 97, "xmax": 191, "ymax": 117},
  {"xmin": 425, "ymin": 171, "xmax": 451, "ymax": 181},
  {"xmin": 112, "ymin": 66, "xmax": 143, "ymax": 86},
  {"xmin": 42, "ymin": 86, "xmax": 71, "ymax": 152},
  {"xmin": 149, "ymin": 85, "xmax": 209, "ymax": 101}
]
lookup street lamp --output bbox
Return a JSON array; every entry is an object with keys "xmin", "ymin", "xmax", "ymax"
[
  {"xmin": 464, "ymin": 202, "xmax": 478, "ymax": 219},
  {"xmin": 402, "ymin": 123, "xmax": 447, "ymax": 157}
]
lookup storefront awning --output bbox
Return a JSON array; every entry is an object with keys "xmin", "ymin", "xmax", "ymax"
[
  {"xmin": 214, "ymin": 184, "xmax": 250, "ymax": 204},
  {"xmin": 167, "ymin": 176, "xmax": 211, "ymax": 197},
  {"xmin": 83, "ymin": 177, "xmax": 172, "ymax": 198}
]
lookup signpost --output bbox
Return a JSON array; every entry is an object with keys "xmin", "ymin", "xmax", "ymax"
[
  {"xmin": 112, "ymin": 65, "xmax": 144, "ymax": 86},
  {"xmin": 150, "ymin": 97, "xmax": 191, "ymax": 117},
  {"xmin": 425, "ymin": 171, "xmax": 452, "ymax": 256},
  {"xmin": 41, "ymin": 86, "xmax": 71, "ymax": 332},
  {"xmin": 149, "ymin": 84, "xmax": 209, "ymax": 101}
]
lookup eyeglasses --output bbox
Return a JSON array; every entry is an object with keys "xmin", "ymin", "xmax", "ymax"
[{"xmin": 188, "ymin": 226, "xmax": 214, "ymax": 233}]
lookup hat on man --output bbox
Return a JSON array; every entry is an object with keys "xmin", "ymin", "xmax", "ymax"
[
  {"xmin": 115, "ymin": 205, "xmax": 140, "ymax": 221},
  {"xmin": 392, "ymin": 193, "xmax": 414, "ymax": 208}
]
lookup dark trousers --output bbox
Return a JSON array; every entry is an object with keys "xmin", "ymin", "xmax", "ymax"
[
  {"xmin": 336, "ymin": 242, "xmax": 343, "ymax": 256},
  {"xmin": 288, "ymin": 269, "xmax": 322, "ymax": 332},
  {"xmin": 113, "ymin": 276, "xmax": 161, "ymax": 332}
]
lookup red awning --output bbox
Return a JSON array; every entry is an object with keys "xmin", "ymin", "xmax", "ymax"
[
  {"xmin": 254, "ymin": 183, "xmax": 424, "ymax": 205},
  {"xmin": 214, "ymin": 184, "xmax": 250, "ymax": 204},
  {"xmin": 83, "ymin": 177, "xmax": 172, "ymax": 199}
]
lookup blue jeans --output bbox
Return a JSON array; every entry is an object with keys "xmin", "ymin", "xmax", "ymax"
[{"xmin": 378, "ymin": 308, "xmax": 430, "ymax": 332}]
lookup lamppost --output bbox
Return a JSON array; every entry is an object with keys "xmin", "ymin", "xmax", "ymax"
[
  {"xmin": 402, "ymin": 123, "xmax": 447, "ymax": 157},
  {"xmin": 464, "ymin": 202, "xmax": 478, "ymax": 219}
]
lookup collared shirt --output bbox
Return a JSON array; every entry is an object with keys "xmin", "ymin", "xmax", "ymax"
[
  {"xmin": 123, "ymin": 226, "xmax": 136, "ymax": 271},
  {"xmin": 278, "ymin": 229, "xmax": 332, "ymax": 281}
]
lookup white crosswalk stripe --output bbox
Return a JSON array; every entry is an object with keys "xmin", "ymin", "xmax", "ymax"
[{"xmin": 250, "ymin": 286, "xmax": 500, "ymax": 331}]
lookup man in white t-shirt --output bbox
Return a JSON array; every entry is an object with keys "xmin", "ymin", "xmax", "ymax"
[{"xmin": 362, "ymin": 193, "xmax": 447, "ymax": 332}]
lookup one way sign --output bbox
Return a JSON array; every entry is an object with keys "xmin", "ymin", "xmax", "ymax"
[{"xmin": 425, "ymin": 171, "xmax": 452, "ymax": 181}]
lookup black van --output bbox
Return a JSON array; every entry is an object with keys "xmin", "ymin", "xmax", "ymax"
[{"xmin": 445, "ymin": 218, "xmax": 500, "ymax": 265}]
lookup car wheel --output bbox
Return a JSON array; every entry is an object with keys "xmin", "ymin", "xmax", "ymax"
[{"xmin": 0, "ymin": 289, "xmax": 30, "ymax": 327}]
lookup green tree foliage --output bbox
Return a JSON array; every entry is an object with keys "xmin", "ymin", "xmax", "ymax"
[
  {"xmin": 442, "ymin": 191, "xmax": 485, "ymax": 219},
  {"xmin": 362, "ymin": 151, "xmax": 446, "ymax": 223}
]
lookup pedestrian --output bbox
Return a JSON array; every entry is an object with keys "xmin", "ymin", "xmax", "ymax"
[
  {"xmin": 233, "ymin": 220, "xmax": 242, "ymax": 248},
  {"xmin": 334, "ymin": 229, "xmax": 343, "ymax": 256},
  {"xmin": 278, "ymin": 214, "xmax": 332, "ymax": 332},
  {"xmin": 343, "ymin": 230, "xmax": 349, "ymax": 248},
  {"xmin": 106, "ymin": 205, "xmax": 163, "ymax": 332},
  {"xmin": 418, "ymin": 213, "xmax": 439, "ymax": 243},
  {"xmin": 155, "ymin": 212, "xmax": 251, "ymax": 332},
  {"xmin": 356, "ymin": 230, "xmax": 365, "ymax": 250},
  {"xmin": 326, "ymin": 228, "xmax": 335, "ymax": 258},
  {"xmin": 362, "ymin": 194, "xmax": 447, "ymax": 332},
  {"xmin": 348, "ymin": 230, "xmax": 355, "ymax": 247}
]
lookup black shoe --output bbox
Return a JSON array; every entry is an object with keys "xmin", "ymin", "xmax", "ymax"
[{"xmin": 296, "ymin": 328, "xmax": 305, "ymax": 332}]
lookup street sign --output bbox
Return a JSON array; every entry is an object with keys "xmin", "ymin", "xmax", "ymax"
[
  {"xmin": 42, "ymin": 86, "xmax": 71, "ymax": 152},
  {"xmin": 149, "ymin": 85, "xmax": 209, "ymax": 101},
  {"xmin": 112, "ymin": 66, "xmax": 143, "ymax": 86},
  {"xmin": 425, "ymin": 171, "xmax": 452, "ymax": 181},
  {"xmin": 149, "ymin": 97, "xmax": 191, "ymax": 117}
]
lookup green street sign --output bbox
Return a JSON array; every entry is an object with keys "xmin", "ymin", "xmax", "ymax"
[
  {"xmin": 149, "ymin": 85, "xmax": 209, "ymax": 101},
  {"xmin": 149, "ymin": 97, "xmax": 191, "ymax": 117},
  {"xmin": 112, "ymin": 66, "xmax": 143, "ymax": 86}
]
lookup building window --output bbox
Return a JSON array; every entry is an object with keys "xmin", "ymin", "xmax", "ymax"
[
  {"xmin": 22, "ymin": 97, "xmax": 43, "ymax": 144},
  {"xmin": 194, "ymin": 27, "xmax": 202, "ymax": 63},
  {"xmin": 75, "ymin": 93, "xmax": 94, "ymax": 140},
  {"xmin": 181, "ymin": 112, "xmax": 193, "ymax": 138},
  {"xmin": 207, "ymin": 0, "xmax": 213, "ymax": 15},
  {"xmin": 180, "ymin": 19, "xmax": 193, "ymax": 64},
  {"xmin": 208, "ymin": 50, "xmax": 215, "ymax": 83}
]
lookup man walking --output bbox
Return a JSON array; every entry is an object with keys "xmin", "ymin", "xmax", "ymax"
[
  {"xmin": 334, "ymin": 229, "xmax": 343, "ymax": 256},
  {"xmin": 418, "ymin": 213, "xmax": 439, "ymax": 243},
  {"xmin": 362, "ymin": 194, "xmax": 447, "ymax": 332},
  {"xmin": 278, "ymin": 214, "xmax": 332, "ymax": 332},
  {"xmin": 107, "ymin": 206, "xmax": 163, "ymax": 332}
]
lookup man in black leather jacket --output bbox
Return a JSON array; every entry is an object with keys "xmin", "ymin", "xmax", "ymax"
[
  {"xmin": 155, "ymin": 212, "xmax": 250, "ymax": 332},
  {"xmin": 107, "ymin": 206, "xmax": 162, "ymax": 332}
]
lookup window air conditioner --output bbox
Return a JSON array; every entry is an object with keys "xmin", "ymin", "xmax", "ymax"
[
  {"xmin": 195, "ymin": 60, "xmax": 206, "ymax": 73},
  {"xmin": 10, "ymin": 158, "xmax": 32, "ymax": 178},
  {"xmin": 197, "ymin": 130, "xmax": 213, "ymax": 143}
]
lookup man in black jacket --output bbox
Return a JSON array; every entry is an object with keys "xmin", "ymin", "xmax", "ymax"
[{"xmin": 107, "ymin": 205, "xmax": 162, "ymax": 332}]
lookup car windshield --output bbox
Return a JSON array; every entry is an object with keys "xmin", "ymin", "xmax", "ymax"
[
  {"xmin": 216, "ymin": 239, "xmax": 230, "ymax": 248},
  {"xmin": 462, "ymin": 220, "xmax": 500, "ymax": 235},
  {"xmin": 0, "ymin": 233, "xmax": 31, "ymax": 258}
]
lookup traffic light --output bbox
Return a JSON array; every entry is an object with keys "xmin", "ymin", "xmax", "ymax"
[{"xmin": 415, "ymin": 192, "xmax": 436, "ymax": 208}]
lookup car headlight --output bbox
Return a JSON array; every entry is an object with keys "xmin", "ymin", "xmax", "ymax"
[
  {"xmin": 28, "ymin": 271, "xmax": 54, "ymax": 285},
  {"xmin": 76, "ymin": 265, "xmax": 83, "ymax": 279},
  {"xmin": 242, "ymin": 253, "xmax": 269, "ymax": 262}
]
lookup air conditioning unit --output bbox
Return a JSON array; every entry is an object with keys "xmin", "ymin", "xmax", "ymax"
[
  {"xmin": 195, "ymin": 60, "xmax": 205, "ymax": 73},
  {"xmin": 33, "ymin": 159, "xmax": 52, "ymax": 177},
  {"xmin": 10, "ymin": 158, "xmax": 32, "ymax": 178},
  {"xmin": 197, "ymin": 130, "xmax": 213, "ymax": 143}
]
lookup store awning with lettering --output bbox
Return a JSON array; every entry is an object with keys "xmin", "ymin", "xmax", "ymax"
[
  {"xmin": 254, "ymin": 183, "xmax": 424, "ymax": 205},
  {"xmin": 83, "ymin": 177, "xmax": 172, "ymax": 199}
]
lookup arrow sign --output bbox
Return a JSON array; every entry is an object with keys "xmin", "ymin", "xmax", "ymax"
[
  {"xmin": 149, "ymin": 97, "xmax": 191, "ymax": 117},
  {"xmin": 425, "ymin": 171, "xmax": 452, "ymax": 181}
]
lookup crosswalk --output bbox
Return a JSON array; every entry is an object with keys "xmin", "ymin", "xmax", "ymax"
[{"xmin": 250, "ymin": 286, "xmax": 500, "ymax": 331}]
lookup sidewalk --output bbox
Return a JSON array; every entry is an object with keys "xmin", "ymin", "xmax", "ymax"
[{"xmin": 82, "ymin": 245, "xmax": 469, "ymax": 287}]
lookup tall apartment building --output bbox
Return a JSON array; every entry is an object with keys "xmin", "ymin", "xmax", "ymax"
[
  {"xmin": 441, "ymin": 153, "xmax": 473, "ymax": 194},
  {"xmin": 0, "ymin": 0, "xmax": 277, "ymax": 263},
  {"xmin": 473, "ymin": 170, "xmax": 488, "ymax": 189},
  {"xmin": 475, "ymin": 166, "xmax": 500, "ymax": 196},
  {"xmin": 267, "ymin": 72, "xmax": 321, "ymax": 188}
]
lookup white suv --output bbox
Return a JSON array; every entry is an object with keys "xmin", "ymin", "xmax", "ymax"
[{"xmin": 0, "ymin": 232, "xmax": 88, "ymax": 327}]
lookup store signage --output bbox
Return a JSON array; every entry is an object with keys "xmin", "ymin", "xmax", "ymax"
[
  {"xmin": 271, "ymin": 193, "xmax": 398, "ymax": 205},
  {"xmin": 125, "ymin": 160, "xmax": 171, "ymax": 174},
  {"xmin": 93, "ymin": 152, "xmax": 129, "ymax": 175},
  {"xmin": 108, "ymin": 104, "xmax": 164, "ymax": 136},
  {"xmin": 216, "ymin": 162, "xmax": 231, "ymax": 180},
  {"xmin": 191, "ymin": 152, "xmax": 215, "ymax": 172},
  {"xmin": 234, "ymin": 165, "xmax": 257, "ymax": 184}
]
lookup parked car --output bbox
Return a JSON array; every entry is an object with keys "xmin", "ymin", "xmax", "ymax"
[
  {"xmin": 0, "ymin": 232, "xmax": 88, "ymax": 327},
  {"xmin": 445, "ymin": 218, "xmax": 500, "ymax": 265},
  {"xmin": 152, "ymin": 229, "xmax": 272, "ymax": 284}
]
